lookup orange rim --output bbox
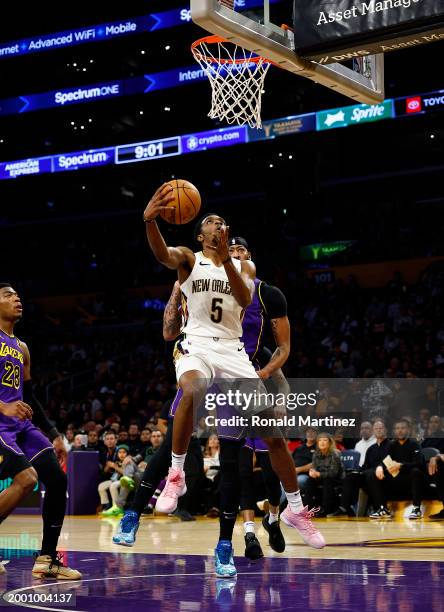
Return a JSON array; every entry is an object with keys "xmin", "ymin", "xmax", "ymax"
[{"xmin": 191, "ymin": 35, "xmax": 273, "ymax": 65}]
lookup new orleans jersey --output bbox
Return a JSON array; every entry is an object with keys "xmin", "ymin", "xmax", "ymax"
[{"xmin": 180, "ymin": 251, "xmax": 244, "ymax": 339}]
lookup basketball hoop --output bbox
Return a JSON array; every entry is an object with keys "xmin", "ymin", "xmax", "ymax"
[{"xmin": 191, "ymin": 35, "xmax": 272, "ymax": 129}]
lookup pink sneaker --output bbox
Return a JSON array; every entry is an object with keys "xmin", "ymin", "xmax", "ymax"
[
  {"xmin": 155, "ymin": 467, "xmax": 187, "ymax": 514},
  {"xmin": 281, "ymin": 506, "xmax": 326, "ymax": 549}
]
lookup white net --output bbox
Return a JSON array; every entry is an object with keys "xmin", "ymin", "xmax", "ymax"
[{"xmin": 192, "ymin": 38, "xmax": 271, "ymax": 129}]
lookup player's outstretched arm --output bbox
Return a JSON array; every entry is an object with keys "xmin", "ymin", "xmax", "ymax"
[
  {"xmin": 256, "ymin": 285, "xmax": 291, "ymax": 379},
  {"xmin": 163, "ymin": 281, "xmax": 182, "ymax": 341},
  {"xmin": 257, "ymin": 316, "xmax": 291, "ymax": 379},
  {"xmin": 143, "ymin": 183, "xmax": 195, "ymax": 270}
]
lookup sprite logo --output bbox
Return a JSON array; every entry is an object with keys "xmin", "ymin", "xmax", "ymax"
[{"xmin": 317, "ymin": 101, "xmax": 393, "ymax": 131}]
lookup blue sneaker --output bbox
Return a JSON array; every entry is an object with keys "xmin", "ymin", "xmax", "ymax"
[
  {"xmin": 214, "ymin": 540, "xmax": 237, "ymax": 578},
  {"xmin": 112, "ymin": 510, "xmax": 140, "ymax": 546}
]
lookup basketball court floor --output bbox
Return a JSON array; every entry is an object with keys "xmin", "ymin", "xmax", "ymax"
[{"xmin": 2, "ymin": 514, "xmax": 443, "ymax": 611}]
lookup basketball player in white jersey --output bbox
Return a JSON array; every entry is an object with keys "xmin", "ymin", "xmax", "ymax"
[{"xmin": 142, "ymin": 184, "xmax": 325, "ymax": 572}]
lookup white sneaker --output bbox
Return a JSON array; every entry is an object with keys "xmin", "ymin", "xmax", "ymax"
[
  {"xmin": 369, "ymin": 507, "xmax": 392, "ymax": 519},
  {"xmin": 408, "ymin": 506, "xmax": 422, "ymax": 520}
]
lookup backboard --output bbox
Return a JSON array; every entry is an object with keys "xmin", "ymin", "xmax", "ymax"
[{"xmin": 190, "ymin": 0, "xmax": 385, "ymax": 105}]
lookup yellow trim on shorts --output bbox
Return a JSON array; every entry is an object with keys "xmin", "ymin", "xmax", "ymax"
[
  {"xmin": 29, "ymin": 446, "xmax": 53, "ymax": 463},
  {"xmin": 250, "ymin": 281, "xmax": 265, "ymax": 362},
  {"xmin": 257, "ymin": 280, "xmax": 267, "ymax": 315}
]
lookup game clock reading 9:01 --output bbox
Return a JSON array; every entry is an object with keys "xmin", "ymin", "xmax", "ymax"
[{"xmin": 115, "ymin": 137, "xmax": 181, "ymax": 164}]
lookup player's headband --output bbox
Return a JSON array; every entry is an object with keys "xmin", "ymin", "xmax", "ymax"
[{"xmin": 229, "ymin": 236, "xmax": 249, "ymax": 250}]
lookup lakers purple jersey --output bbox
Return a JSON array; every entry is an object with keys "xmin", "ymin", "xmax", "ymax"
[
  {"xmin": 0, "ymin": 331, "xmax": 25, "ymax": 430},
  {"xmin": 241, "ymin": 278, "xmax": 264, "ymax": 362}
]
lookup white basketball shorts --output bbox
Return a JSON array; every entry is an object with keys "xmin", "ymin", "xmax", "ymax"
[{"xmin": 175, "ymin": 335, "xmax": 258, "ymax": 382}]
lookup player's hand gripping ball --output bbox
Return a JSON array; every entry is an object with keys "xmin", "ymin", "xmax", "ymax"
[{"xmin": 159, "ymin": 179, "xmax": 201, "ymax": 224}]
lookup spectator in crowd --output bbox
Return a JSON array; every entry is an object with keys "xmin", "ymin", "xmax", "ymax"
[
  {"xmin": 71, "ymin": 433, "xmax": 86, "ymax": 451},
  {"xmin": 367, "ymin": 419, "xmax": 426, "ymax": 519},
  {"xmin": 203, "ymin": 434, "xmax": 220, "ymax": 480},
  {"xmin": 292, "ymin": 427, "xmax": 317, "ymax": 491},
  {"xmin": 304, "ymin": 433, "xmax": 344, "ymax": 517},
  {"xmin": 127, "ymin": 423, "xmax": 142, "ymax": 456},
  {"xmin": 118, "ymin": 430, "xmax": 129, "ymax": 444},
  {"xmin": 99, "ymin": 430, "xmax": 118, "ymax": 474},
  {"xmin": 333, "ymin": 428, "xmax": 346, "ymax": 451},
  {"xmin": 355, "ymin": 421, "xmax": 376, "ymax": 467},
  {"xmin": 146, "ymin": 429, "xmax": 163, "ymax": 455},
  {"xmin": 139, "ymin": 429, "xmax": 152, "ymax": 455},
  {"xmin": 428, "ymin": 452, "xmax": 444, "ymax": 519},
  {"xmin": 84, "ymin": 430, "xmax": 101, "ymax": 451},
  {"xmin": 98, "ymin": 445, "xmax": 130, "ymax": 515},
  {"xmin": 64, "ymin": 429, "xmax": 76, "ymax": 451},
  {"xmin": 422, "ymin": 415, "xmax": 444, "ymax": 452},
  {"xmin": 333, "ymin": 420, "xmax": 390, "ymax": 516}
]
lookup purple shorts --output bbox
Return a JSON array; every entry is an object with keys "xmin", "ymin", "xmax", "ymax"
[
  {"xmin": 0, "ymin": 420, "xmax": 53, "ymax": 462},
  {"xmin": 244, "ymin": 438, "xmax": 269, "ymax": 452}
]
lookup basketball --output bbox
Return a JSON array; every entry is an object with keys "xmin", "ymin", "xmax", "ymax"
[{"xmin": 160, "ymin": 179, "xmax": 201, "ymax": 225}]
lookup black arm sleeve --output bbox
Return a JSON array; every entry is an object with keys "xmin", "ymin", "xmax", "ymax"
[
  {"xmin": 23, "ymin": 380, "xmax": 60, "ymax": 441},
  {"xmin": 258, "ymin": 283, "xmax": 288, "ymax": 319}
]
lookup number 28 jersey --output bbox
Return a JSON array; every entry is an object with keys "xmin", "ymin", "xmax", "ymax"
[
  {"xmin": 180, "ymin": 251, "xmax": 244, "ymax": 340},
  {"xmin": 0, "ymin": 331, "xmax": 25, "ymax": 429}
]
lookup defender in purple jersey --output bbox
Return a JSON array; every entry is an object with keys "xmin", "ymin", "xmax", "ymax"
[
  {"xmin": 227, "ymin": 238, "xmax": 289, "ymax": 560},
  {"xmin": 0, "ymin": 283, "xmax": 81, "ymax": 580}
]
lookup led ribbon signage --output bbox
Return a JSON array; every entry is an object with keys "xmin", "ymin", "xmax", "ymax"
[
  {"xmin": 0, "ymin": 68, "xmax": 208, "ymax": 117},
  {"xmin": 2, "ymin": 85, "xmax": 444, "ymax": 181},
  {"xmin": 0, "ymin": 1, "xmax": 280, "ymax": 60},
  {"xmin": 0, "ymin": 64, "xmax": 265, "ymax": 116}
]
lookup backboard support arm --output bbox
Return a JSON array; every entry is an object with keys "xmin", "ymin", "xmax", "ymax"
[{"xmin": 191, "ymin": 0, "xmax": 384, "ymax": 104}]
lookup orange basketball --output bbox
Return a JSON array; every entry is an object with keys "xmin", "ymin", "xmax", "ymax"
[{"xmin": 160, "ymin": 179, "xmax": 201, "ymax": 225}]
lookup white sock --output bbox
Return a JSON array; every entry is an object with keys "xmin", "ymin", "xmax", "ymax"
[
  {"xmin": 243, "ymin": 521, "xmax": 255, "ymax": 535},
  {"xmin": 171, "ymin": 452, "xmax": 186, "ymax": 472},
  {"xmin": 268, "ymin": 511, "xmax": 279, "ymax": 525},
  {"xmin": 285, "ymin": 490, "xmax": 304, "ymax": 514}
]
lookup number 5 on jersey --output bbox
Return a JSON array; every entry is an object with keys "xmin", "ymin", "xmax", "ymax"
[{"xmin": 211, "ymin": 298, "xmax": 223, "ymax": 323}]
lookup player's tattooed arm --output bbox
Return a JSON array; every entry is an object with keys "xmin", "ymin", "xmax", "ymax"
[
  {"xmin": 270, "ymin": 367, "xmax": 291, "ymax": 396},
  {"xmin": 257, "ymin": 317, "xmax": 291, "ymax": 379},
  {"xmin": 163, "ymin": 281, "xmax": 182, "ymax": 341}
]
